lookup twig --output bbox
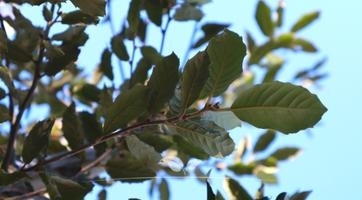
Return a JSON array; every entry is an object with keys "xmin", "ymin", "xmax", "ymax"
[
  {"xmin": 22, "ymin": 102, "xmax": 219, "ymax": 172},
  {"xmin": 5, "ymin": 187, "xmax": 47, "ymax": 200},
  {"xmin": 75, "ymin": 149, "xmax": 112, "ymax": 177},
  {"xmin": 159, "ymin": 9, "xmax": 172, "ymax": 54}
]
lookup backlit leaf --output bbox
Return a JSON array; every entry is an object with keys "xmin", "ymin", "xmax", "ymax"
[
  {"xmin": 255, "ymin": 0, "xmax": 274, "ymax": 37},
  {"xmin": 22, "ymin": 119, "xmax": 55, "ymax": 164},
  {"xmin": 224, "ymin": 176, "xmax": 253, "ymax": 200},
  {"xmin": 62, "ymin": 103, "xmax": 85, "ymax": 150},
  {"xmin": 181, "ymin": 51, "xmax": 210, "ymax": 110},
  {"xmin": 103, "ymin": 85, "xmax": 149, "ymax": 133},
  {"xmin": 291, "ymin": 11, "xmax": 320, "ymax": 32},
  {"xmin": 200, "ymin": 29, "xmax": 246, "ymax": 97},
  {"xmin": 174, "ymin": 3, "xmax": 203, "ymax": 21},
  {"xmin": 253, "ymin": 130, "xmax": 276, "ymax": 153},
  {"xmin": 202, "ymin": 111, "xmax": 241, "ymax": 131},
  {"xmin": 171, "ymin": 120, "xmax": 235, "ymax": 157},
  {"xmin": 70, "ymin": 0, "xmax": 106, "ymax": 16},
  {"xmin": 61, "ymin": 10, "xmax": 99, "ymax": 24},
  {"xmin": 293, "ymin": 38, "xmax": 318, "ymax": 52},
  {"xmin": 127, "ymin": 0, "xmax": 141, "ymax": 35},
  {"xmin": 147, "ymin": 53, "xmax": 179, "ymax": 114},
  {"xmin": 270, "ymin": 147, "xmax": 300, "ymax": 161},
  {"xmin": 98, "ymin": 48, "xmax": 113, "ymax": 80},
  {"xmin": 0, "ymin": 104, "xmax": 10, "ymax": 123},
  {"xmin": 231, "ymin": 81, "xmax": 327, "ymax": 133},
  {"xmin": 144, "ymin": 0, "xmax": 163, "ymax": 26},
  {"xmin": 193, "ymin": 23, "xmax": 230, "ymax": 48},
  {"xmin": 111, "ymin": 35, "xmax": 129, "ymax": 61},
  {"xmin": 290, "ymin": 191, "xmax": 312, "ymax": 200},
  {"xmin": 125, "ymin": 135, "xmax": 162, "ymax": 166}
]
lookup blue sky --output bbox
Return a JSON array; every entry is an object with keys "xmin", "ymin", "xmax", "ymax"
[{"xmin": 2, "ymin": 0, "xmax": 360, "ymax": 199}]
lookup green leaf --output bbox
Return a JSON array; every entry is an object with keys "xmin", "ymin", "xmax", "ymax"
[
  {"xmin": 144, "ymin": 0, "xmax": 163, "ymax": 26},
  {"xmin": 50, "ymin": 176, "xmax": 92, "ymax": 200},
  {"xmin": 127, "ymin": 0, "xmax": 141, "ymax": 35},
  {"xmin": 231, "ymin": 81, "xmax": 327, "ymax": 133},
  {"xmin": 200, "ymin": 29, "xmax": 246, "ymax": 97},
  {"xmin": 51, "ymin": 25, "xmax": 87, "ymax": 43},
  {"xmin": 228, "ymin": 162, "xmax": 255, "ymax": 175},
  {"xmin": 111, "ymin": 35, "xmax": 129, "ymax": 61},
  {"xmin": 0, "ymin": 104, "xmax": 10, "ymax": 123},
  {"xmin": 270, "ymin": 147, "xmax": 300, "ymax": 161},
  {"xmin": 98, "ymin": 48, "xmax": 113, "ymax": 80},
  {"xmin": 0, "ymin": 30, "xmax": 7, "ymax": 54},
  {"xmin": 72, "ymin": 82, "xmax": 101, "ymax": 103},
  {"xmin": 159, "ymin": 178, "xmax": 170, "ymax": 200},
  {"xmin": 255, "ymin": 0, "xmax": 274, "ymax": 37},
  {"xmin": 245, "ymin": 31, "xmax": 256, "ymax": 53},
  {"xmin": 79, "ymin": 111, "xmax": 106, "ymax": 155},
  {"xmin": 147, "ymin": 53, "xmax": 179, "ymax": 114},
  {"xmin": 22, "ymin": 119, "xmax": 55, "ymax": 164},
  {"xmin": 125, "ymin": 135, "xmax": 162, "ymax": 166},
  {"xmin": 62, "ymin": 103, "xmax": 85, "ymax": 150},
  {"xmin": 202, "ymin": 111, "xmax": 241, "ymax": 131},
  {"xmin": 255, "ymin": 170, "xmax": 278, "ymax": 184},
  {"xmin": 141, "ymin": 46, "xmax": 163, "ymax": 64},
  {"xmin": 130, "ymin": 58, "xmax": 153, "ymax": 87},
  {"xmin": 291, "ymin": 11, "xmax": 320, "ymax": 32},
  {"xmin": 42, "ymin": 5, "xmax": 52, "ymax": 22},
  {"xmin": 290, "ymin": 191, "xmax": 312, "ymax": 200},
  {"xmin": 173, "ymin": 134, "xmax": 209, "ymax": 159},
  {"xmin": 193, "ymin": 23, "xmax": 230, "ymax": 48},
  {"xmin": 276, "ymin": 2, "xmax": 284, "ymax": 27},
  {"xmin": 174, "ymin": 3, "xmax": 204, "ymax": 21},
  {"xmin": 106, "ymin": 153, "xmax": 156, "ymax": 183},
  {"xmin": 248, "ymin": 40, "xmax": 277, "ymax": 65},
  {"xmin": 44, "ymin": 46, "xmax": 80, "ymax": 76},
  {"xmin": 293, "ymin": 38, "xmax": 318, "ymax": 52},
  {"xmin": 181, "ymin": 51, "xmax": 210, "ymax": 110},
  {"xmin": 253, "ymin": 130, "xmax": 276, "ymax": 153},
  {"xmin": 172, "ymin": 120, "xmax": 235, "ymax": 157},
  {"xmin": 7, "ymin": 41, "xmax": 33, "ymax": 62},
  {"xmin": 61, "ymin": 10, "xmax": 99, "ymax": 24},
  {"xmin": 0, "ymin": 170, "xmax": 27, "ymax": 186},
  {"xmin": 103, "ymin": 85, "xmax": 149, "ymax": 133},
  {"xmin": 0, "ymin": 88, "xmax": 6, "ymax": 99},
  {"xmin": 276, "ymin": 192, "xmax": 287, "ymax": 200},
  {"xmin": 70, "ymin": 0, "xmax": 106, "ymax": 16},
  {"xmin": 98, "ymin": 189, "xmax": 107, "ymax": 200},
  {"xmin": 0, "ymin": 66, "xmax": 15, "ymax": 94},
  {"xmin": 224, "ymin": 176, "xmax": 253, "ymax": 200}
]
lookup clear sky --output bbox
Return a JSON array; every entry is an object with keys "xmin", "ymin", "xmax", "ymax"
[{"xmin": 4, "ymin": 0, "xmax": 360, "ymax": 199}]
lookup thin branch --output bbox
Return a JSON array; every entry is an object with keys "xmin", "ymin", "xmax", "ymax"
[
  {"xmin": 22, "ymin": 103, "xmax": 215, "ymax": 172},
  {"xmin": 6, "ymin": 188, "xmax": 47, "ymax": 200},
  {"xmin": 159, "ymin": 10, "xmax": 172, "ymax": 54},
  {"xmin": 75, "ymin": 149, "xmax": 112, "ymax": 177}
]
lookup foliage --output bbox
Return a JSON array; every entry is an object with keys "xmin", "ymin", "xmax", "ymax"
[{"xmin": 0, "ymin": 0, "xmax": 327, "ymax": 199}]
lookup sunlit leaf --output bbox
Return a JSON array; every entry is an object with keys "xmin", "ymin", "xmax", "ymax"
[
  {"xmin": 61, "ymin": 10, "xmax": 99, "ymax": 24},
  {"xmin": 103, "ymin": 85, "xmax": 149, "ymax": 133},
  {"xmin": 172, "ymin": 120, "xmax": 235, "ymax": 157},
  {"xmin": 270, "ymin": 147, "xmax": 300, "ymax": 161},
  {"xmin": 255, "ymin": 0, "xmax": 274, "ymax": 37},
  {"xmin": 70, "ymin": 0, "xmax": 106, "ymax": 16},
  {"xmin": 224, "ymin": 176, "xmax": 253, "ymax": 200},
  {"xmin": 62, "ymin": 103, "xmax": 85, "ymax": 150},
  {"xmin": 291, "ymin": 11, "xmax": 320, "ymax": 32},
  {"xmin": 253, "ymin": 130, "xmax": 276, "ymax": 153},
  {"xmin": 127, "ymin": 0, "xmax": 141, "ymax": 35},
  {"xmin": 147, "ymin": 53, "xmax": 179, "ymax": 114},
  {"xmin": 22, "ymin": 119, "xmax": 55, "ymax": 164},
  {"xmin": 293, "ymin": 38, "xmax": 318, "ymax": 52},
  {"xmin": 200, "ymin": 29, "xmax": 246, "ymax": 97},
  {"xmin": 111, "ymin": 35, "xmax": 129, "ymax": 61},
  {"xmin": 174, "ymin": 3, "xmax": 203, "ymax": 21},
  {"xmin": 181, "ymin": 51, "xmax": 209, "ymax": 110},
  {"xmin": 255, "ymin": 170, "xmax": 278, "ymax": 184},
  {"xmin": 231, "ymin": 81, "xmax": 327, "ymax": 133}
]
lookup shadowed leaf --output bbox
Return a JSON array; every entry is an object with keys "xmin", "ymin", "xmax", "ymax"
[
  {"xmin": 70, "ymin": 0, "xmax": 106, "ymax": 16},
  {"xmin": 62, "ymin": 103, "xmax": 85, "ymax": 150},
  {"xmin": 270, "ymin": 147, "xmax": 300, "ymax": 161},
  {"xmin": 224, "ymin": 176, "xmax": 253, "ymax": 200},
  {"xmin": 253, "ymin": 130, "xmax": 276, "ymax": 153}
]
